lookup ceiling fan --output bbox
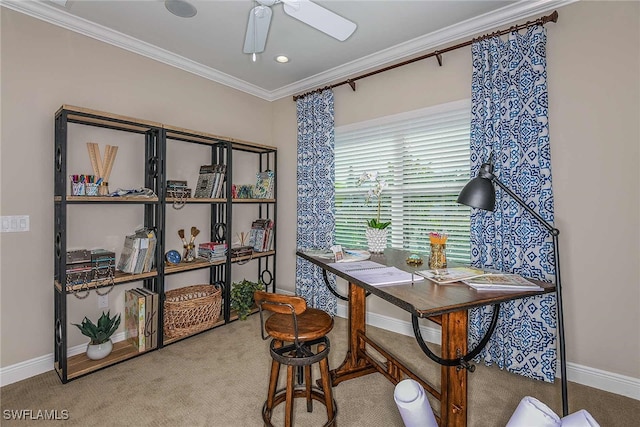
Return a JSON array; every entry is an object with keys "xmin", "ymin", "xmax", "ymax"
[{"xmin": 243, "ymin": 0, "xmax": 357, "ymax": 56}]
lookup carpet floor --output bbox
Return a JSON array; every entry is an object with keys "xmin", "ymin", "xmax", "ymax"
[{"xmin": 1, "ymin": 315, "xmax": 638, "ymax": 426}]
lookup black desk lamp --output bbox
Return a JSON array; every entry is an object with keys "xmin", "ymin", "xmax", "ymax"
[{"xmin": 457, "ymin": 161, "xmax": 568, "ymax": 417}]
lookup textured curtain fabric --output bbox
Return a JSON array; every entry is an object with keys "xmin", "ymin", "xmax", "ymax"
[
  {"xmin": 295, "ymin": 89, "xmax": 337, "ymax": 315},
  {"xmin": 468, "ymin": 25, "xmax": 558, "ymax": 382}
]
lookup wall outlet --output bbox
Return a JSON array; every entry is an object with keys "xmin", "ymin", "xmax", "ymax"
[{"xmin": 98, "ymin": 294, "xmax": 109, "ymax": 308}]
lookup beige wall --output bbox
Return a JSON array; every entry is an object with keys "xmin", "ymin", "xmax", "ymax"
[
  {"xmin": 273, "ymin": 0, "xmax": 640, "ymax": 380},
  {"xmin": 0, "ymin": 9, "xmax": 272, "ymax": 366},
  {"xmin": 1, "ymin": 0, "xmax": 639, "ymax": 387}
]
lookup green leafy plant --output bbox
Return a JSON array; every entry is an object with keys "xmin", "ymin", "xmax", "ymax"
[
  {"xmin": 356, "ymin": 171, "xmax": 391, "ymax": 229},
  {"xmin": 230, "ymin": 279, "xmax": 265, "ymax": 320},
  {"xmin": 72, "ymin": 311, "xmax": 121, "ymax": 345}
]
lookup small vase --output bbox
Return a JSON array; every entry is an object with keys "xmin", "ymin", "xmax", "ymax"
[
  {"xmin": 366, "ymin": 227, "xmax": 388, "ymax": 254},
  {"xmin": 429, "ymin": 243, "xmax": 447, "ymax": 269},
  {"xmin": 86, "ymin": 339, "xmax": 113, "ymax": 360}
]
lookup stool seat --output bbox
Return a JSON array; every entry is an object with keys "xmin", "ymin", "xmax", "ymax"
[
  {"xmin": 255, "ymin": 291, "xmax": 337, "ymax": 427},
  {"xmin": 265, "ymin": 308, "xmax": 334, "ymax": 342}
]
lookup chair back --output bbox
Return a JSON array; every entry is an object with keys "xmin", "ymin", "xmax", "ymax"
[
  {"xmin": 254, "ymin": 291, "xmax": 308, "ymax": 343},
  {"xmin": 254, "ymin": 291, "xmax": 307, "ymax": 315}
]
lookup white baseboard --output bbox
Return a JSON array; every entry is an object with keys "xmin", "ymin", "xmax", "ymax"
[
  {"xmin": 0, "ymin": 331, "xmax": 126, "ymax": 387},
  {"xmin": 2, "ymin": 309, "xmax": 638, "ymax": 402},
  {"xmin": 334, "ymin": 302, "xmax": 640, "ymax": 401}
]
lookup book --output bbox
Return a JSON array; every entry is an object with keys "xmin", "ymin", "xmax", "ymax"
[
  {"xmin": 136, "ymin": 288, "xmax": 158, "ymax": 350},
  {"xmin": 117, "ymin": 234, "xmax": 141, "ymax": 273},
  {"xmin": 327, "ymin": 261, "xmax": 423, "ymax": 287},
  {"xmin": 463, "ymin": 274, "xmax": 543, "ymax": 291},
  {"xmin": 416, "ymin": 267, "xmax": 489, "ymax": 284},
  {"xmin": 124, "ymin": 289, "xmax": 145, "ymax": 351},
  {"xmin": 248, "ymin": 218, "xmax": 274, "ymax": 252},
  {"xmin": 130, "ymin": 289, "xmax": 147, "ymax": 351},
  {"xmin": 254, "ymin": 170, "xmax": 274, "ymax": 199}
]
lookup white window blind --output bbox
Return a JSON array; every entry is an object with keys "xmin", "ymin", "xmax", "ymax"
[{"xmin": 335, "ymin": 99, "xmax": 472, "ymax": 263}]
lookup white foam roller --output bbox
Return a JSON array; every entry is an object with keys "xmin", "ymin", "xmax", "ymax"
[
  {"xmin": 561, "ymin": 409, "xmax": 600, "ymax": 426},
  {"xmin": 394, "ymin": 379, "xmax": 438, "ymax": 427},
  {"xmin": 506, "ymin": 396, "xmax": 561, "ymax": 427}
]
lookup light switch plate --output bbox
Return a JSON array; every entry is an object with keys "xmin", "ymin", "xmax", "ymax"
[{"xmin": 1, "ymin": 216, "xmax": 29, "ymax": 232}]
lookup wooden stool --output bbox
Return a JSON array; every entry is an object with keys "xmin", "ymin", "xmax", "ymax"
[{"xmin": 254, "ymin": 291, "xmax": 337, "ymax": 427}]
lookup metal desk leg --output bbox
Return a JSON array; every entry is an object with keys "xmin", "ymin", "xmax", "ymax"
[
  {"xmin": 330, "ymin": 282, "xmax": 377, "ymax": 385},
  {"xmin": 441, "ymin": 310, "xmax": 468, "ymax": 427}
]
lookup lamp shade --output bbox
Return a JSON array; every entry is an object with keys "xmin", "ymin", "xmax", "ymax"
[{"xmin": 457, "ymin": 176, "xmax": 496, "ymax": 211}]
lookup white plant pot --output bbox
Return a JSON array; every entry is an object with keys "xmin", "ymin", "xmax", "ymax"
[
  {"xmin": 86, "ymin": 339, "xmax": 113, "ymax": 360},
  {"xmin": 366, "ymin": 227, "xmax": 388, "ymax": 254}
]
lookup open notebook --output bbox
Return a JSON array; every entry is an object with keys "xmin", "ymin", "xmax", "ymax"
[{"xmin": 327, "ymin": 261, "xmax": 423, "ymax": 287}]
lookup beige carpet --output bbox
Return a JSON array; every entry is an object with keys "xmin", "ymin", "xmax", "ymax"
[{"xmin": 1, "ymin": 315, "xmax": 638, "ymax": 426}]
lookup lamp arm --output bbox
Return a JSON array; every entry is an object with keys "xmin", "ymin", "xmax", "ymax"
[
  {"xmin": 491, "ymin": 175, "xmax": 568, "ymax": 416},
  {"xmin": 491, "ymin": 177, "xmax": 559, "ymax": 236}
]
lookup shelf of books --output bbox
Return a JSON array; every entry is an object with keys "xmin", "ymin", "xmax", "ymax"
[{"xmin": 54, "ymin": 105, "xmax": 276, "ymax": 383}]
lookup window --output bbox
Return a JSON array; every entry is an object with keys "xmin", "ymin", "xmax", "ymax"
[{"xmin": 334, "ymin": 99, "xmax": 472, "ymax": 263}]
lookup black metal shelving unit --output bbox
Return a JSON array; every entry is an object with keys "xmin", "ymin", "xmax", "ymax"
[{"xmin": 54, "ymin": 105, "xmax": 277, "ymax": 382}]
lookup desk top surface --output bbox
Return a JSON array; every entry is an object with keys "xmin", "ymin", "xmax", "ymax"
[{"xmin": 296, "ymin": 248, "xmax": 555, "ymax": 318}]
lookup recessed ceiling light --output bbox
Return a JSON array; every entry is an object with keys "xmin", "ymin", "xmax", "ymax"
[
  {"xmin": 165, "ymin": 0, "xmax": 197, "ymax": 18},
  {"xmin": 275, "ymin": 56, "xmax": 289, "ymax": 63}
]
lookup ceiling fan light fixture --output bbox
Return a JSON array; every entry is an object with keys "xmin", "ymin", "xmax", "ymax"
[
  {"xmin": 165, "ymin": 0, "xmax": 197, "ymax": 19},
  {"xmin": 275, "ymin": 55, "xmax": 289, "ymax": 63}
]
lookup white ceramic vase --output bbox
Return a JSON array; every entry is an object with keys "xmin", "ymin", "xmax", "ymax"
[
  {"xmin": 86, "ymin": 339, "xmax": 113, "ymax": 360},
  {"xmin": 365, "ymin": 227, "xmax": 388, "ymax": 253}
]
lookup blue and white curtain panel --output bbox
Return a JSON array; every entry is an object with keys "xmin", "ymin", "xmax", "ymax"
[
  {"xmin": 468, "ymin": 25, "xmax": 558, "ymax": 382},
  {"xmin": 295, "ymin": 89, "xmax": 337, "ymax": 315}
]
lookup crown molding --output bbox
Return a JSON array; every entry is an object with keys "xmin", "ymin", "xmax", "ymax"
[
  {"xmin": 0, "ymin": 0, "xmax": 272, "ymax": 100},
  {"xmin": 273, "ymin": 0, "xmax": 578, "ymax": 100},
  {"xmin": 1, "ymin": 0, "xmax": 578, "ymax": 102}
]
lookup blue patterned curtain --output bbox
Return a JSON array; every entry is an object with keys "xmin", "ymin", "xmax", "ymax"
[
  {"xmin": 467, "ymin": 25, "xmax": 558, "ymax": 382},
  {"xmin": 295, "ymin": 89, "xmax": 337, "ymax": 315}
]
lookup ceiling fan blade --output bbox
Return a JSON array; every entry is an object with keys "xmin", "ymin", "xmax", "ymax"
[
  {"xmin": 243, "ymin": 5, "xmax": 273, "ymax": 54},
  {"xmin": 282, "ymin": 0, "xmax": 356, "ymax": 41}
]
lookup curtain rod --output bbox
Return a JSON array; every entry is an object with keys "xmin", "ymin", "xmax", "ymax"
[{"xmin": 292, "ymin": 10, "xmax": 559, "ymax": 102}]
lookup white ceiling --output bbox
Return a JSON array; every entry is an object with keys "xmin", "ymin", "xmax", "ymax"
[{"xmin": 3, "ymin": 0, "xmax": 569, "ymax": 100}]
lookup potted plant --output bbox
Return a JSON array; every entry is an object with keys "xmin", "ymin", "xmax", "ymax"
[
  {"xmin": 356, "ymin": 171, "xmax": 391, "ymax": 252},
  {"xmin": 73, "ymin": 311, "xmax": 121, "ymax": 360},
  {"xmin": 230, "ymin": 279, "xmax": 265, "ymax": 320}
]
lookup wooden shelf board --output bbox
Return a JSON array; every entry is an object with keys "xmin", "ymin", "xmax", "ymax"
[
  {"xmin": 58, "ymin": 105, "xmax": 162, "ymax": 132},
  {"xmin": 232, "ymin": 198, "xmax": 275, "ymax": 203},
  {"xmin": 163, "ymin": 124, "xmax": 276, "ymax": 152},
  {"xmin": 166, "ymin": 197, "xmax": 226, "ymax": 203},
  {"xmin": 231, "ymin": 250, "xmax": 275, "ymax": 263},
  {"xmin": 164, "ymin": 258, "xmax": 224, "ymax": 274},
  {"xmin": 66, "ymin": 340, "xmax": 149, "ymax": 380},
  {"xmin": 65, "ymin": 196, "xmax": 159, "ymax": 202},
  {"xmin": 55, "ymin": 270, "xmax": 158, "ymax": 292},
  {"xmin": 163, "ymin": 318, "xmax": 226, "ymax": 345}
]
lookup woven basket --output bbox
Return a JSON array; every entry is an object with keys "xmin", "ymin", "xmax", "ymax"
[{"xmin": 164, "ymin": 284, "xmax": 222, "ymax": 339}]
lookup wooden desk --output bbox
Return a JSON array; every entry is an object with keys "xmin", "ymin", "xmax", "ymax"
[{"xmin": 296, "ymin": 248, "xmax": 555, "ymax": 427}]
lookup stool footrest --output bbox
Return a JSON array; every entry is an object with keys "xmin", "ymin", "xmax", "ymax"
[{"xmin": 262, "ymin": 387, "xmax": 337, "ymax": 427}]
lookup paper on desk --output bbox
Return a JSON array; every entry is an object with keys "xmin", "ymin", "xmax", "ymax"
[{"xmin": 328, "ymin": 261, "xmax": 422, "ymax": 287}]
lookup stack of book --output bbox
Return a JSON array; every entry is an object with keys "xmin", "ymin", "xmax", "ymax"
[
  {"xmin": 194, "ymin": 164, "xmax": 226, "ymax": 198},
  {"xmin": 198, "ymin": 242, "xmax": 227, "ymax": 262},
  {"xmin": 416, "ymin": 267, "xmax": 543, "ymax": 291},
  {"xmin": 124, "ymin": 288, "xmax": 159, "ymax": 352},
  {"xmin": 166, "ymin": 180, "xmax": 191, "ymax": 198},
  {"xmin": 248, "ymin": 218, "xmax": 274, "ymax": 252},
  {"xmin": 116, "ymin": 228, "xmax": 157, "ymax": 274}
]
